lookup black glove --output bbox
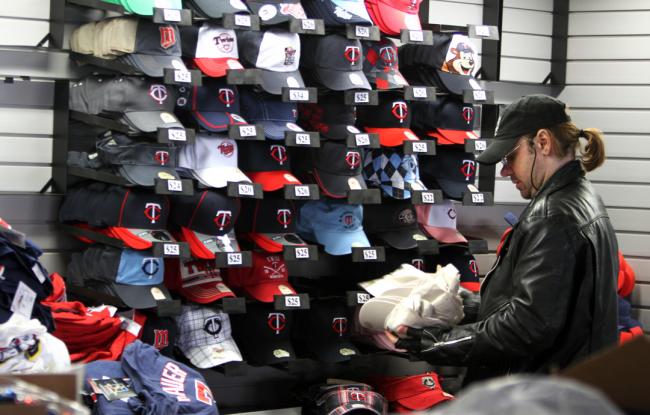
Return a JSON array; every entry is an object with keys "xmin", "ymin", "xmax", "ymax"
[
  {"xmin": 459, "ymin": 289, "xmax": 480, "ymax": 324},
  {"xmin": 394, "ymin": 325, "xmax": 450, "ymax": 353}
]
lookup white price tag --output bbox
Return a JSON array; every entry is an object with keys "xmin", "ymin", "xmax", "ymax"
[
  {"xmin": 295, "ymin": 133, "xmax": 311, "ymax": 145},
  {"xmin": 409, "ymin": 30, "xmax": 424, "ymax": 42},
  {"xmin": 355, "ymin": 134, "xmax": 370, "ymax": 146},
  {"xmin": 421, "ymin": 192, "xmax": 435, "ymax": 204},
  {"xmin": 285, "ymin": 296, "xmax": 301, "ymax": 307},
  {"xmin": 473, "ymin": 90, "xmax": 487, "ymax": 101},
  {"xmin": 471, "ymin": 193, "xmax": 485, "ymax": 204},
  {"xmin": 239, "ymin": 125, "xmax": 257, "ymax": 137},
  {"xmin": 413, "ymin": 87, "xmax": 428, "ymax": 98},
  {"xmin": 295, "ymin": 247, "xmax": 310, "ymax": 259},
  {"xmin": 174, "ymin": 70, "xmax": 192, "ymax": 83},
  {"xmin": 354, "ymin": 92, "xmax": 369, "ymax": 103},
  {"xmin": 168, "ymin": 129, "xmax": 187, "ymax": 142},
  {"xmin": 412, "ymin": 142, "xmax": 428, "ymax": 153},
  {"xmin": 163, "ymin": 8, "xmax": 181, "ymax": 22},
  {"xmin": 294, "ymin": 186, "xmax": 310, "ymax": 197},
  {"xmin": 475, "ymin": 25, "xmax": 490, "ymax": 37},
  {"xmin": 31, "ymin": 264, "xmax": 46, "ymax": 283},
  {"xmin": 11, "ymin": 281, "xmax": 36, "ymax": 319},
  {"xmin": 356, "ymin": 293, "xmax": 371, "ymax": 304},
  {"xmin": 475, "ymin": 140, "xmax": 487, "ymax": 151},
  {"xmin": 363, "ymin": 249, "xmax": 377, "ymax": 260},
  {"xmin": 355, "ymin": 25, "xmax": 370, "ymax": 38},
  {"xmin": 163, "ymin": 243, "xmax": 180, "ymax": 256},
  {"xmin": 167, "ymin": 179, "xmax": 183, "ymax": 192},
  {"xmin": 238, "ymin": 183, "xmax": 254, "ymax": 196},
  {"xmin": 301, "ymin": 19, "xmax": 316, "ymax": 31},
  {"xmin": 227, "ymin": 253, "xmax": 243, "ymax": 265},
  {"xmin": 235, "ymin": 14, "xmax": 251, "ymax": 26},
  {"xmin": 289, "ymin": 89, "xmax": 310, "ymax": 101}
]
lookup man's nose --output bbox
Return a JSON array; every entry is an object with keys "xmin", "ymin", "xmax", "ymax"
[{"xmin": 500, "ymin": 163, "xmax": 512, "ymax": 177}]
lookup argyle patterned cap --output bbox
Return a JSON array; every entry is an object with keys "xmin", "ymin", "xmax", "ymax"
[{"xmin": 363, "ymin": 149, "xmax": 427, "ymax": 199}]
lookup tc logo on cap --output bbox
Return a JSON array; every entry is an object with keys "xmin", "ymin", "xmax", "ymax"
[
  {"xmin": 345, "ymin": 151, "xmax": 361, "ymax": 169},
  {"xmin": 213, "ymin": 33, "xmax": 235, "ymax": 52},
  {"xmin": 339, "ymin": 212, "xmax": 356, "ymax": 229},
  {"xmin": 276, "ymin": 209, "xmax": 292, "ymax": 229},
  {"xmin": 344, "ymin": 46, "xmax": 360, "ymax": 64},
  {"xmin": 284, "ymin": 46, "xmax": 296, "ymax": 66},
  {"xmin": 214, "ymin": 210, "xmax": 232, "ymax": 231},
  {"xmin": 159, "ymin": 26, "xmax": 176, "ymax": 49},
  {"xmin": 422, "ymin": 376, "xmax": 436, "ymax": 388},
  {"xmin": 462, "ymin": 106, "xmax": 474, "ymax": 124},
  {"xmin": 447, "ymin": 208, "xmax": 457, "ymax": 219},
  {"xmin": 141, "ymin": 258, "xmax": 160, "ymax": 276},
  {"xmin": 379, "ymin": 46, "xmax": 396, "ymax": 65},
  {"xmin": 391, "ymin": 102, "xmax": 408, "ymax": 123},
  {"xmin": 469, "ymin": 259, "xmax": 479, "ymax": 276},
  {"xmin": 263, "ymin": 255, "xmax": 286, "ymax": 279},
  {"xmin": 204, "ymin": 316, "xmax": 223, "ymax": 337},
  {"xmin": 218, "ymin": 88, "xmax": 235, "ymax": 107},
  {"xmin": 398, "ymin": 209, "xmax": 416, "ymax": 225},
  {"xmin": 152, "ymin": 329, "xmax": 169, "ymax": 350},
  {"xmin": 331, "ymin": 317, "xmax": 348, "ymax": 336},
  {"xmin": 461, "ymin": 159, "xmax": 476, "ymax": 181},
  {"xmin": 348, "ymin": 388, "xmax": 366, "ymax": 402},
  {"xmin": 144, "ymin": 202, "xmax": 162, "ymax": 224},
  {"xmin": 270, "ymin": 145, "xmax": 288, "ymax": 165},
  {"xmin": 218, "ymin": 141, "xmax": 235, "ymax": 157},
  {"xmin": 154, "ymin": 151, "xmax": 170, "ymax": 166},
  {"xmin": 149, "ymin": 85, "xmax": 168, "ymax": 105},
  {"xmin": 411, "ymin": 258, "xmax": 424, "ymax": 270},
  {"xmin": 267, "ymin": 312, "xmax": 286, "ymax": 334}
]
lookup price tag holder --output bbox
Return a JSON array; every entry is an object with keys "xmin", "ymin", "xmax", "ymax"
[
  {"xmin": 227, "ymin": 182, "xmax": 263, "ymax": 199},
  {"xmin": 153, "ymin": 7, "xmax": 192, "ymax": 25},
  {"xmin": 352, "ymin": 246, "xmax": 386, "ymax": 263},
  {"xmin": 346, "ymin": 291, "xmax": 372, "ymax": 307},
  {"xmin": 343, "ymin": 90, "xmax": 378, "ymax": 106},
  {"xmin": 465, "ymin": 139, "xmax": 489, "ymax": 153},
  {"xmin": 152, "ymin": 242, "xmax": 191, "ymax": 258},
  {"xmin": 228, "ymin": 124, "xmax": 265, "ymax": 141},
  {"xmin": 226, "ymin": 68, "xmax": 262, "ymax": 85},
  {"xmin": 468, "ymin": 239, "xmax": 489, "ymax": 254},
  {"xmin": 468, "ymin": 24, "xmax": 500, "ymax": 40},
  {"xmin": 462, "ymin": 89, "xmax": 495, "ymax": 104},
  {"xmin": 284, "ymin": 131, "xmax": 321, "ymax": 148},
  {"xmin": 221, "ymin": 297, "xmax": 247, "ymax": 314},
  {"xmin": 462, "ymin": 191, "xmax": 494, "ymax": 206},
  {"xmin": 284, "ymin": 184, "xmax": 319, "ymax": 200},
  {"xmin": 416, "ymin": 239, "xmax": 439, "ymax": 255},
  {"xmin": 274, "ymin": 293, "xmax": 310, "ymax": 310},
  {"xmin": 157, "ymin": 127, "xmax": 195, "ymax": 144},
  {"xmin": 347, "ymin": 188, "xmax": 381, "ymax": 205},
  {"xmin": 346, "ymin": 133, "xmax": 380, "ymax": 149},
  {"xmin": 289, "ymin": 18, "xmax": 325, "ymax": 35},
  {"xmin": 163, "ymin": 68, "xmax": 201, "ymax": 86},
  {"xmin": 411, "ymin": 190, "xmax": 442, "ymax": 205},
  {"xmin": 345, "ymin": 24, "xmax": 381, "ymax": 41},
  {"xmin": 215, "ymin": 251, "xmax": 253, "ymax": 268},
  {"xmin": 155, "ymin": 299, "xmax": 182, "ymax": 317},
  {"xmin": 400, "ymin": 29, "xmax": 433, "ymax": 45},
  {"xmin": 154, "ymin": 179, "xmax": 194, "ymax": 196},
  {"xmin": 283, "ymin": 245, "xmax": 318, "ymax": 261},
  {"xmin": 282, "ymin": 87, "xmax": 317, "ymax": 103},
  {"xmin": 404, "ymin": 86, "xmax": 436, "ymax": 101},
  {"xmin": 222, "ymin": 13, "xmax": 261, "ymax": 30},
  {"xmin": 403, "ymin": 140, "xmax": 436, "ymax": 156}
]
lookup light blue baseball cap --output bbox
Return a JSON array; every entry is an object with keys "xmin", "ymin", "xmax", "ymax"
[{"xmin": 113, "ymin": 249, "xmax": 171, "ymax": 309}]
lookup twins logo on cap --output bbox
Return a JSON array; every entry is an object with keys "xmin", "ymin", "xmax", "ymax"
[
  {"xmin": 154, "ymin": 151, "xmax": 170, "ymax": 165},
  {"xmin": 277, "ymin": 209, "xmax": 292, "ymax": 229},
  {"xmin": 461, "ymin": 159, "xmax": 476, "ymax": 181},
  {"xmin": 379, "ymin": 46, "xmax": 397, "ymax": 65},
  {"xmin": 462, "ymin": 106, "xmax": 474, "ymax": 124},
  {"xmin": 270, "ymin": 145, "xmax": 288, "ymax": 165},
  {"xmin": 145, "ymin": 202, "xmax": 162, "ymax": 223},
  {"xmin": 447, "ymin": 207, "xmax": 457, "ymax": 219},
  {"xmin": 159, "ymin": 26, "xmax": 177, "ymax": 49},
  {"xmin": 218, "ymin": 141, "xmax": 234, "ymax": 157},
  {"xmin": 214, "ymin": 210, "xmax": 232, "ymax": 231},
  {"xmin": 331, "ymin": 317, "xmax": 348, "ymax": 336},
  {"xmin": 204, "ymin": 316, "xmax": 222, "ymax": 337},
  {"xmin": 344, "ymin": 46, "xmax": 360, "ymax": 63},
  {"xmin": 149, "ymin": 85, "xmax": 168, "ymax": 105},
  {"xmin": 469, "ymin": 259, "xmax": 478, "ymax": 276},
  {"xmin": 422, "ymin": 376, "xmax": 436, "ymax": 388},
  {"xmin": 411, "ymin": 258, "xmax": 424, "ymax": 270},
  {"xmin": 218, "ymin": 88, "xmax": 235, "ymax": 107},
  {"xmin": 262, "ymin": 255, "xmax": 287, "ymax": 279},
  {"xmin": 268, "ymin": 312, "xmax": 286, "ymax": 334},
  {"xmin": 141, "ymin": 257, "xmax": 160, "ymax": 276},
  {"xmin": 153, "ymin": 329, "xmax": 169, "ymax": 350},
  {"xmin": 391, "ymin": 101, "xmax": 408, "ymax": 123},
  {"xmin": 345, "ymin": 151, "xmax": 361, "ymax": 169},
  {"xmin": 213, "ymin": 32, "xmax": 235, "ymax": 52},
  {"xmin": 339, "ymin": 212, "xmax": 356, "ymax": 229}
]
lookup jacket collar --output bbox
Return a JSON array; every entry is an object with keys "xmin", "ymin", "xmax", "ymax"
[{"xmin": 532, "ymin": 160, "xmax": 584, "ymax": 200}]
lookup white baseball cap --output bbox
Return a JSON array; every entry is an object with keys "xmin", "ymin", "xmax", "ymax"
[
  {"xmin": 186, "ymin": 23, "xmax": 244, "ymax": 77},
  {"xmin": 416, "ymin": 199, "xmax": 467, "ymax": 243}
]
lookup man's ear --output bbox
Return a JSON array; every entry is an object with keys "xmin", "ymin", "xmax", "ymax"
[{"xmin": 535, "ymin": 129, "xmax": 553, "ymax": 156}]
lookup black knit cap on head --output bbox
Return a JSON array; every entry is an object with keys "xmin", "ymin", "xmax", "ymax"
[{"xmin": 476, "ymin": 94, "xmax": 571, "ymax": 165}]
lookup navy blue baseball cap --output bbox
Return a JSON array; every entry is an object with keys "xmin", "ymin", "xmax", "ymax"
[
  {"xmin": 419, "ymin": 145, "xmax": 476, "ymax": 200},
  {"xmin": 177, "ymin": 78, "xmax": 247, "ymax": 132},
  {"xmin": 302, "ymin": 0, "xmax": 373, "ymax": 26},
  {"xmin": 239, "ymin": 88, "xmax": 304, "ymax": 140}
]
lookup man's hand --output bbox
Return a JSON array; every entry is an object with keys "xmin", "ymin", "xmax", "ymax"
[
  {"xmin": 386, "ymin": 325, "xmax": 451, "ymax": 353},
  {"xmin": 459, "ymin": 289, "xmax": 480, "ymax": 324}
]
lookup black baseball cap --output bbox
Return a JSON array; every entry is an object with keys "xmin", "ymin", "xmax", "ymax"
[
  {"xmin": 239, "ymin": 88, "xmax": 304, "ymax": 140},
  {"xmin": 356, "ymin": 92, "xmax": 419, "ymax": 147},
  {"xmin": 419, "ymin": 145, "xmax": 477, "ymax": 200},
  {"xmin": 362, "ymin": 201, "xmax": 428, "ymax": 250},
  {"xmin": 169, "ymin": 190, "xmax": 241, "ymax": 260},
  {"xmin": 303, "ymin": 141, "xmax": 367, "ymax": 198},
  {"xmin": 96, "ymin": 132, "xmax": 180, "ymax": 186},
  {"xmin": 424, "ymin": 244, "xmax": 480, "ymax": 292},
  {"xmin": 293, "ymin": 298, "xmax": 359, "ymax": 363},
  {"xmin": 410, "ymin": 97, "xmax": 478, "ymax": 145},
  {"xmin": 230, "ymin": 302, "xmax": 296, "ymax": 366},
  {"xmin": 362, "ymin": 37, "xmax": 409, "ymax": 90},
  {"xmin": 298, "ymin": 93, "xmax": 360, "ymax": 140},
  {"xmin": 476, "ymin": 94, "xmax": 572, "ymax": 164},
  {"xmin": 133, "ymin": 309, "xmax": 178, "ymax": 358},
  {"xmin": 237, "ymin": 140, "xmax": 302, "ymax": 191},
  {"xmin": 185, "ymin": 0, "xmax": 250, "ymax": 18},
  {"xmin": 300, "ymin": 34, "xmax": 371, "ymax": 91},
  {"xmin": 246, "ymin": 0, "xmax": 307, "ymax": 25},
  {"xmin": 236, "ymin": 196, "xmax": 307, "ymax": 253},
  {"xmin": 176, "ymin": 78, "xmax": 247, "ymax": 132},
  {"xmin": 302, "ymin": 0, "xmax": 373, "ymax": 26}
]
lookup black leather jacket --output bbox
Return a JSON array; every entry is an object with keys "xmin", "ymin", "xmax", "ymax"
[{"xmin": 417, "ymin": 161, "xmax": 619, "ymax": 383}]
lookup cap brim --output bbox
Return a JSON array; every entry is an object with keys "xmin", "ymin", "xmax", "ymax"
[
  {"xmin": 245, "ymin": 281, "xmax": 297, "ymax": 303},
  {"xmin": 248, "ymin": 232, "xmax": 307, "ymax": 253},
  {"xmin": 310, "ymin": 340, "xmax": 359, "ymax": 363},
  {"xmin": 118, "ymin": 165, "xmax": 180, "ymax": 187},
  {"xmin": 247, "ymin": 171, "xmax": 301, "ymax": 191},
  {"xmin": 127, "ymin": 54, "xmax": 187, "ymax": 77},
  {"xmin": 369, "ymin": 70, "xmax": 410, "ymax": 90},
  {"xmin": 112, "ymin": 283, "xmax": 172, "ymax": 309},
  {"xmin": 259, "ymin": 70, "xmax": 305, "ymax": 95},
  {"xmin": 122, "ymin": 111, "xmax": 183, "ymax": 134},
  {"xmin": 192, "ymin": 0, "xmax": 249, "ymax": 18},
  {"xmin": 419, "ymin": 225, "xmax": 467, "ymax": 244},
  {"xmin": 260, "ymin": 120, "xmax": 303, "ymax": 140},
  {"xmin": 312, "ymin": 168, "xmax": 367, "ymax": 198},
  {"xmin": 314, "ymin": 68, "xmax": 371, "ymax": 91},
  {"xmin": 358, "ymin": 297, "xmax": 398, "ymax": 331},
  {"xmin": 319, "ymin": 123, "xmax": 359, "ymax": 140},
  {"xmin": 370, "ymin": 2, "xmax": 421, "ymax": 35},
  {"xmin": 181, "ymin": 227, "xmax": 241, "ymax": 259},
  {"xmin": 192, "ymin": 110, "xmax": 246, "ymax": 132},
  {"xmin": 107, "ymin": 228, "xmax": 176, "ymax": 250},
  {"xmin": 397, "ymin": 392, "xmax": 453, "ymax": 411},
  {"xmin": 379, "ymin": 179, "xmax": 427, "ymax": 199},
  {"xmin": 194, "ymin": 58, "xmax": 243, "ymax": 78},
  {"xmin": 364, "ymin": 127, "xmax": 419, "ymax": 147},
  {"xmin": 435, "ymin": 178, "xmax": 469, "ymax": 200},
  {"xmin": 191, "ymin": 166, "xmax": 251, "ymax": 188},
  {"xmin": 371, "ymin": 228, "xmax": 427, "ymax": 250},
  {"xmin": 428, "ymin": 129, "xmax": 479, "ymax": 145},
  {"xmin": 475, "ymin": 136, "xmax": 519, "ymax": 164},
  {"xmin": 185, "ymin": 341, "xmax": 243, "ymax": 369},
  {"xmin": 434, "ymin": 69, "xmax": 474, "ymax": 96},
  {"xmin": 312, "ymin": 228, "xmax": 371, "ymax": 256},
  {"xmin": 461, "ymin": 281, "xmax": 480, "ymax": 292},
  {"xmin": 178, "ymin": 281, "xmax": 236, "ymax": 304}
]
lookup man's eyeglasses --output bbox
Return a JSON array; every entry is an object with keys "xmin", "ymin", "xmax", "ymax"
[{"xmin": 501, "ymin": 144, "xmax": 521, "ymax": 168}]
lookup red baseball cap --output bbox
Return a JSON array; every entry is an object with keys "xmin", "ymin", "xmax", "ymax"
[
  {"xmin": 365, "ymin": 0, "xmax": 422, "ymax": 36},
  {"xmin": 356, "ymin": 95, "xmax": 419, "ymax": 147},
  {"xmin": 164, "ymin": 258, "xmax": 235, "ymax": 304},
  {"xmin": 224, "ymin": 251, "xmax": 296, "ymax": 302},
  {"xmin": 373, "ymin": 372, "xmax": 454, "ymax": 411}
]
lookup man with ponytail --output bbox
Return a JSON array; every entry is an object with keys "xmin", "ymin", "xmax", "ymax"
[{"xmin": 389, "ymin": 94, "xmax": 619, "ymax": 385}]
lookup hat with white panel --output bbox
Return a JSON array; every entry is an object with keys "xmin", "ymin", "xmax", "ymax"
[{"xmin": 180, "ymin": 22, "xmax": 244, "ymax": 77}]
